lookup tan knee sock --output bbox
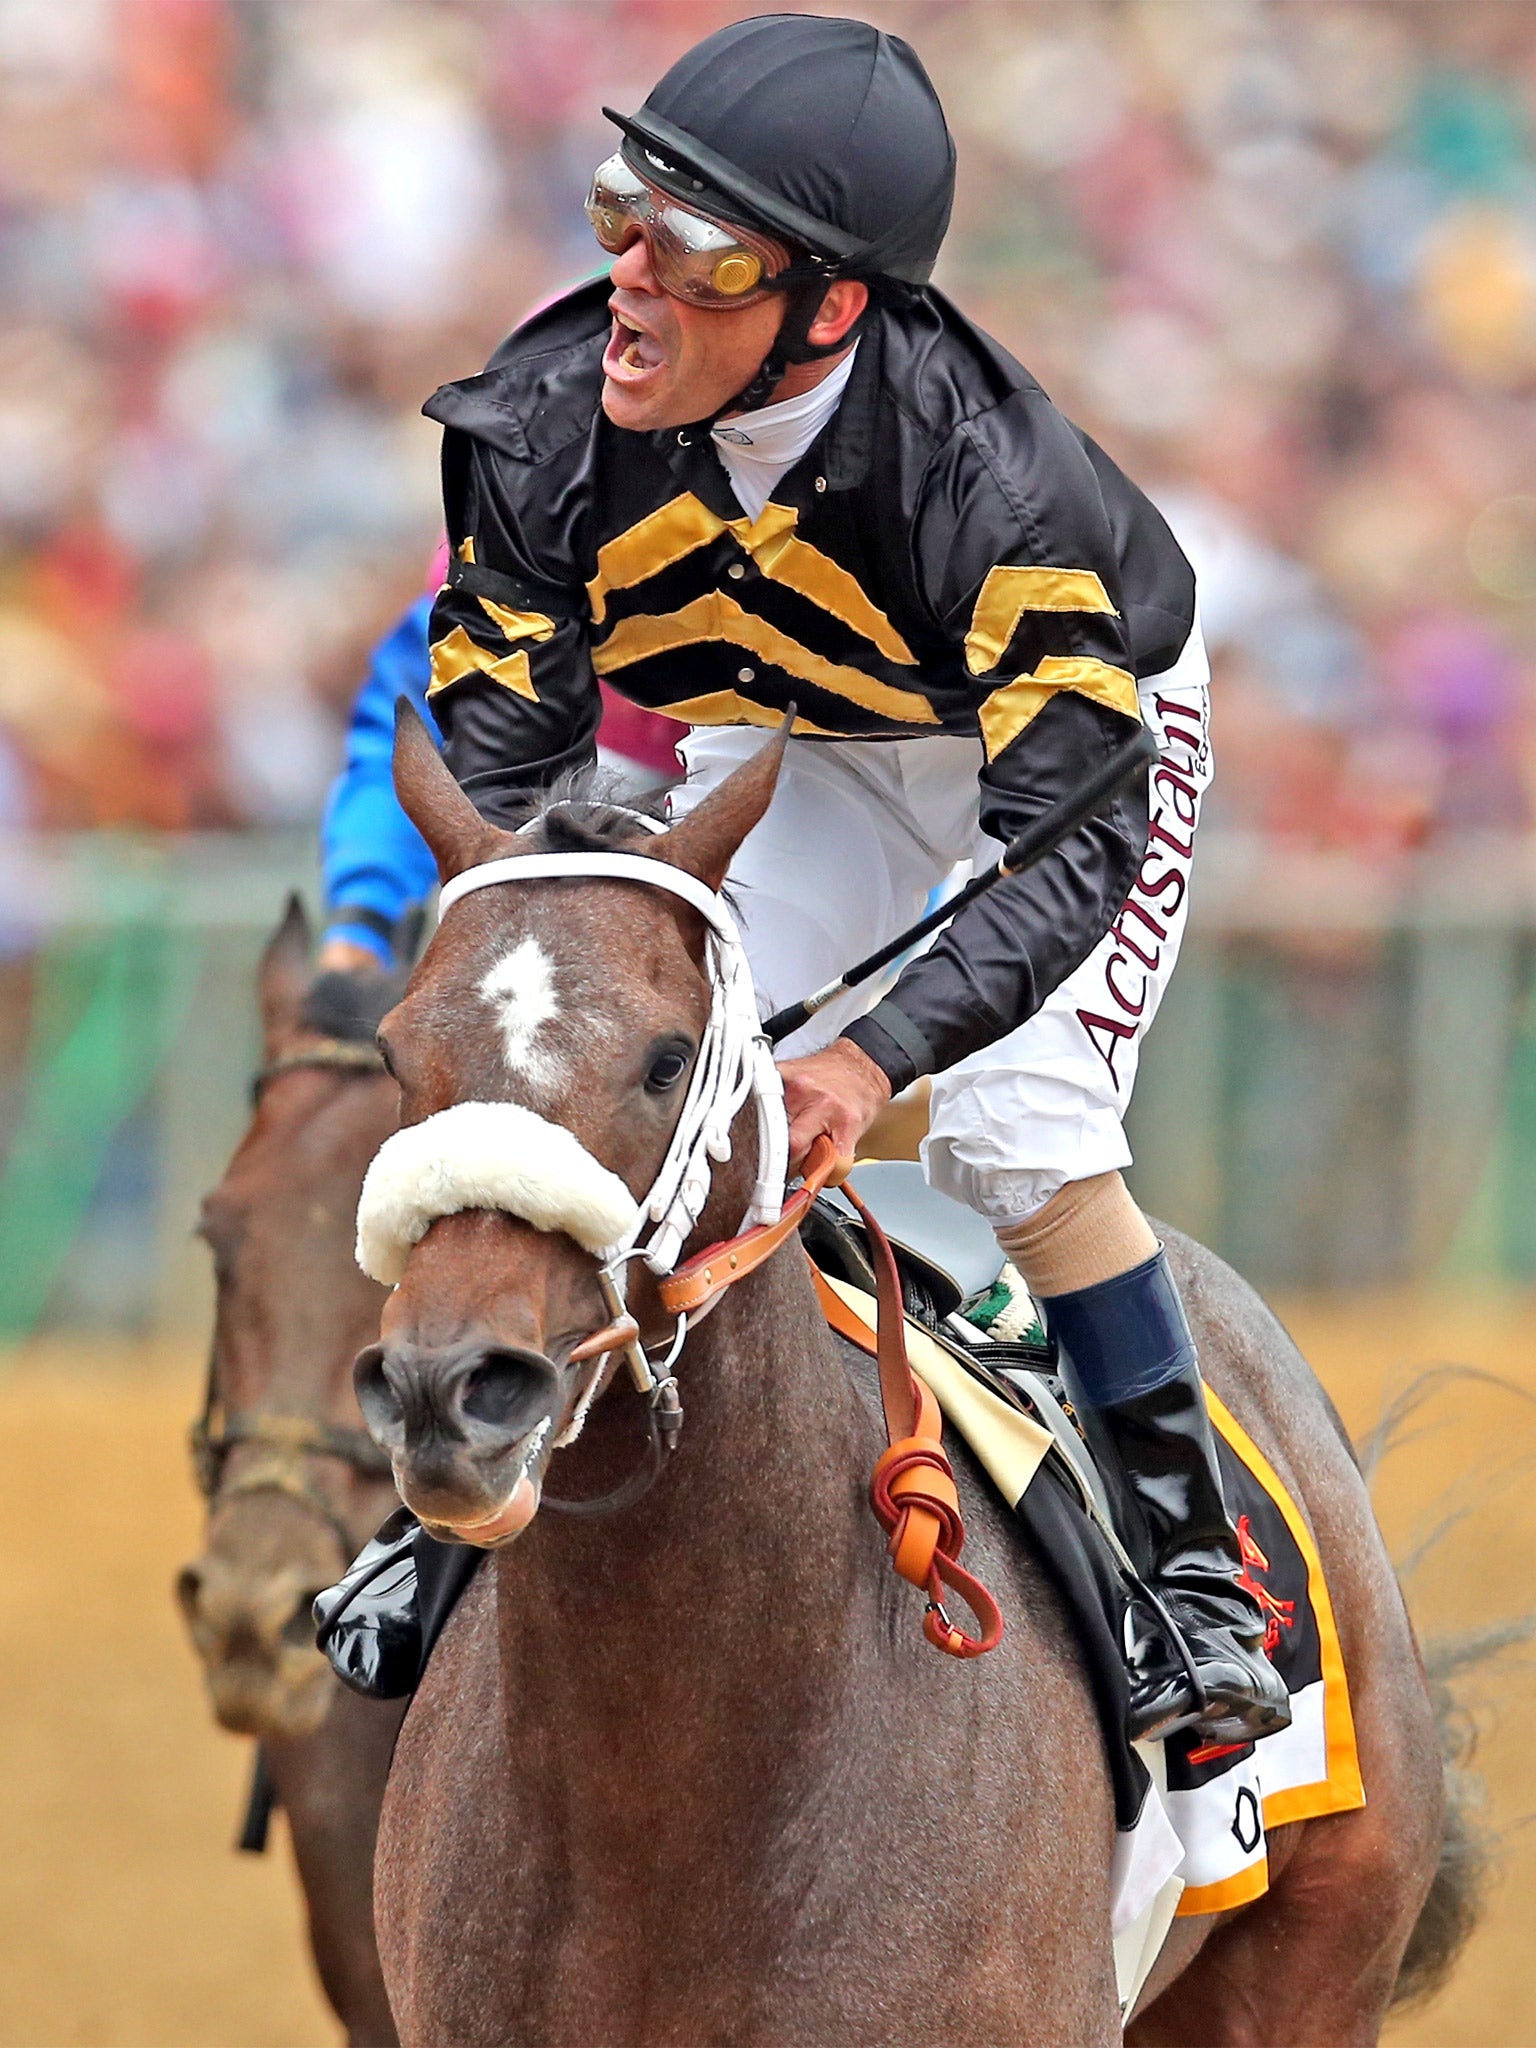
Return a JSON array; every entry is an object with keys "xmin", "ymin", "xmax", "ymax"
[{"xmin": 995, "ymin": 1171, "xmax": 1158, "ymax": 1299}]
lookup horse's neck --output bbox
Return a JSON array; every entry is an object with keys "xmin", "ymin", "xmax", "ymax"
[
  {"xmin": 640, "ymin": 1244, "xmax": 882, "ymax": 1634},
  {"xmin": 495, "ymin": 1244, "xmax": 887, "ymax": 1863}
]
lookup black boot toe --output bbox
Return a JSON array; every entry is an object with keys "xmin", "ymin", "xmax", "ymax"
[
  {"xmin": 1185, "ymin": 1634, "xmax": 1293, "ymax": 1746},
  {"xmin": 1127, "ymin": 1672, "xmax": 1206, "ymax": 1745}
]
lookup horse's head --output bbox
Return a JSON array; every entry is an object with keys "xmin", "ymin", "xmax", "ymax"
[
  {"xmin": 353, "ymin": 706, "xmax": 784, "ymax": 1546},
  {"xmin": 177, "ymin": 899, "xmax": 401, "ymax": 1737}
]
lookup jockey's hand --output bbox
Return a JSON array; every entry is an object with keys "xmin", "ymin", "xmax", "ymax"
[{"xmin": 778, "ymin": 1037, "xmax": 892, "ymax": 1178}]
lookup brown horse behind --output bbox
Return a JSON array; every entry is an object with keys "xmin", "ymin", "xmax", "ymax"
[
  {"xmin": 355, "ymin": 714, "xmax": 1471, "ymax": 2046},
  {"xmin": 178, "ymin": 899, "xmax": 403, "ymax": 2047}
]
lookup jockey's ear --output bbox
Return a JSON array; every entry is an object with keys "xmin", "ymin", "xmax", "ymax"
[
  {"xmin": 393, "ymin": 698, "xmax": 507, "ymax": 883},
  {"xmin": 655, "ymin": 713, "xmax": 791, "ymax": 892},
  {"xmin": 258, "ymin": 892, "xmax": 311, "ymax": 1056}
]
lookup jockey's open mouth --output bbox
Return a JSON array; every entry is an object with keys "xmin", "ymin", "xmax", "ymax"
[{"xmin": 604, "ymin": 303, "xmax": 669, "ymax": 387}]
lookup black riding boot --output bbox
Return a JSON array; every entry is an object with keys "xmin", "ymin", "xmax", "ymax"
[
  {"xmin": 1039, "ymin": 1249, "xmax": 1292, "ymax": 1746},
  {"xmin": 313, "ymin": 1508, "xmax": 483, "ymax": 1699}
]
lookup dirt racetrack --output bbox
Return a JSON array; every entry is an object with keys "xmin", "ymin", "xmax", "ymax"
[{"xmin": 0, "ymin": 1299, "xmax": 1532, "ymax": 2047}]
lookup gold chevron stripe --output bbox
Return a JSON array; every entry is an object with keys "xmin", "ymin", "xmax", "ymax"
[
  {"xmin": 965, "ymin": 565, "xmax": 1119, "ymax": 676},
  {"xmin": 427, "ymin": 625, "xmax": 537, "ymax": 702},
  {"xmin": 477, "ymin": 597, "xmax": 556, "ymax": 645},
  {"xmin": 587, "ymin": 494, "xmax": 916, "ymax": 666},
  {"xmin": 587, "ymin": 495, "xmax": 724, "ymax": 624},
  {"xmin": 977, "ymin": 655, "xmax": 1140, "ymax": 761},
  {"xmin": 591, "ymin": 592, "xmax": 940, "ymax": 727},
  {"xmin": 639, "ymin": 690, "xmax": 836, "ymax": 736},
  {"xmin": 722, "ymin": 502, "xmax": 915, "ymax": 665}
]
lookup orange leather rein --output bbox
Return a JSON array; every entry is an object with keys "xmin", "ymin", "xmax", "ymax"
[{"xmin": 656, "ymin": 1137, "xmax": 1004, "ymax": 1662}]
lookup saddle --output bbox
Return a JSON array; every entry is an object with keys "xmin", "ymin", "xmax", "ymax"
[{"xmin": 799, "ymin": 1163, "xmax": 1365, "ymax": 1996}]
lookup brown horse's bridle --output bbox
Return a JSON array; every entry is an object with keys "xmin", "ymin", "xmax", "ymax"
[{"xmin": 192, "ymin": 1040, "xmax": 398, "ymax": 1556}]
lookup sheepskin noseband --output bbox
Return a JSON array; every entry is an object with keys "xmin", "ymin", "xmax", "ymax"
[{"xmin": 355, "ymin": 1099, "xmax": 641, "ymax": 1286}]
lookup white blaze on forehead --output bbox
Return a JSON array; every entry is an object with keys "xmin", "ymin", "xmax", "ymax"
[{"xmin": 480, "ymin": 937, "xmax": 564, "ymax": 1089}]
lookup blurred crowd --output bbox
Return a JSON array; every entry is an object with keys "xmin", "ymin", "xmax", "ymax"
[{"xmin": 1, "ymin": 0, "xmax": 1534, "ymax": 849}]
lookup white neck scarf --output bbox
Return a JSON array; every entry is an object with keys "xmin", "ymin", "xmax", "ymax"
[{"xmin": 709, "ymin": 344, "xmax": 859, "ymax": 521}]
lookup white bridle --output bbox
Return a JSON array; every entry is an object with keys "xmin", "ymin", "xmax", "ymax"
[{"xmin": 355, "ymin": 844, "xmax": 789, "ymax": 1306}]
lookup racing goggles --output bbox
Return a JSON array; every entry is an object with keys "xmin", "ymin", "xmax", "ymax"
[{"xmin": 585, "ymin": 152, "xmax": 788, "ymax": 308}]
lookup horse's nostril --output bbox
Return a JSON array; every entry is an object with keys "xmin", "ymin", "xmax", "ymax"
[
  {"xmin": 460, "ymin": 1350, "xmax": 553, "ymax": 1432},
  {"xmin": 176, "ymin": 1563, "xmax": 203, "ymax": 1619},
  {"xmin": 354, "ymin": 1342, "xmax": 403, "ymax": 1445},
  {"xmin": 283, "ymin": 1592, "xmax": 328, "ymax": 1649}
]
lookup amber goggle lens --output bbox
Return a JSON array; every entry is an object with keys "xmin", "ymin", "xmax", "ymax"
[{"xmin": 585, "ymin": 154, "xmax": 770, "ymax": 306}]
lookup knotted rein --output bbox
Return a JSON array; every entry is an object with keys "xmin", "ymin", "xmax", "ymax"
[{"xmin": 353, "ymin": 846, "xmax": 1001, "ymax": 1659}]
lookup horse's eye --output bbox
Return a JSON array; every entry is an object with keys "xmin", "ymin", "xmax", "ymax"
[{"xmin": 644, "ymin": 1043, "xmax": 692, "ymax": 1095}]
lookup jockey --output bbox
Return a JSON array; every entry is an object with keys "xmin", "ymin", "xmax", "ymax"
[
  {"xmin": 340, "ymin": 15, "xmax": 1289, "ymax": 1747},
  {"xmin": 317, "ymin": 595, "xmax": 439, "ymax": 976}
]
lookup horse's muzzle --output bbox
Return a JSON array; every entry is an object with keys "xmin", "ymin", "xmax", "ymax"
[{"xmin": 355, "ymin": 1338, "xmax": 561, "ymax": 1533}]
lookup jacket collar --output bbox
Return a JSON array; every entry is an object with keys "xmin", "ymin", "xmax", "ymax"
[{"xmin": 818, "ymin": 307, "xmax": 880, "ymax": 492}]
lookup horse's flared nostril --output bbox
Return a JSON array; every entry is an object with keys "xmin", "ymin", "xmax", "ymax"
[
  {"xmin": 362, "ymin": 1341, "xmax": 559, "ymax": 1497},
  {"xmin": 284, "ymin": 1591, "xmax": 330, "ymax": 1649},
  {"xmin": 459, "ymin": 1349, "xmax": 557, "ymax": 1437},
  {"xmin": 354, "ymin": 1342, "xmax": 405, "ymax": 1447},
  {"xmin": 176, "ymin": 1562, "xmax": 203, "ymax": 1622}
]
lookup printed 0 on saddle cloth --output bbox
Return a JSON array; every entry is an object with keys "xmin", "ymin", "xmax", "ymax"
[
  {"xmin": 1154, "ymin": 1389, "xmax": 1363, "ymax": 1914},
  {"xmin": 814, "ymin": 1257, "xmax": 1364, "ymax": 1952}
]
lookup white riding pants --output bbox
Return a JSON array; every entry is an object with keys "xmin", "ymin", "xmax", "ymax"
[{"xmin": 666, "ymin": 621, "xmax": 1212, "ymax": 1228}]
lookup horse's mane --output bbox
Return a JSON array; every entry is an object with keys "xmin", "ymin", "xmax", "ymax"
[{"xmin": 500, "ymin": 766, "xmax": 671, "ymax": 856}]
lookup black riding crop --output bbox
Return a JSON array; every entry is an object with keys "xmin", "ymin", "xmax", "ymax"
[{"xmin": 760, "ymin": 724, "xmax": 1160, "ymax": 1047}]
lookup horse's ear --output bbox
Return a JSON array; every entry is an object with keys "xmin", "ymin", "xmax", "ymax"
[
  {"xmin": 654, "ymin": 719, "xmax": 790, "ymax": 891},
  {"xmin": 393, "ymin": 697, "xmax": 505, "ymax": 882},
  {"xmin": 259, "ymin": 892, "xmax": 311, "ymax": 1055}
]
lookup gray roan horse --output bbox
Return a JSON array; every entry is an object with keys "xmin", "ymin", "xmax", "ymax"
[
  {"xmin": 355, "ymin": 708, "xmax": 1474, "ymax": 2047},
  {"xmin": 178, "ymin": 899, "xmax": 403, "ymax": 2047}
]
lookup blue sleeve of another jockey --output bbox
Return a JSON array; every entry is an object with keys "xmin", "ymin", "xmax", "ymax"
[{"xmin": 321, "ymin": 595, "xmax": 442, "ymax": 966}]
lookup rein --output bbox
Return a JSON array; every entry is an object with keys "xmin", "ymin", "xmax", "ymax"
[
  {"xmin": 658, "ymin": 1145, "xmax": 1003, "ymax": 1657},
  {"xmin": 252, "ymin": 1037, "xmax": 388, "ymax": 1100}
]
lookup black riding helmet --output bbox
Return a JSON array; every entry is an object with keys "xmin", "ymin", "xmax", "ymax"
[{"xmin": 603, "ymin": 14, "xmax": 955, "ymax": 409}]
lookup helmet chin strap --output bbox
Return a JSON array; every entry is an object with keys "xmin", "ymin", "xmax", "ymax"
[
  {"xmin": 719, "ymin": 226, "xmax": 922, "ymax": 420},
  {"xmin": 684, "ymin": 273, "xmax": 863, "ymax": 432},
  {"xmin": 729, "ymin": 277, "xmax": 860, "ymax": 414}
]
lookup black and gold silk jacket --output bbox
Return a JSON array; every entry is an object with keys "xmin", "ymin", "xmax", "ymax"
[{"xmin": 422, "ymin": 277, "xmax": 1195, "ymax": 1092}]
